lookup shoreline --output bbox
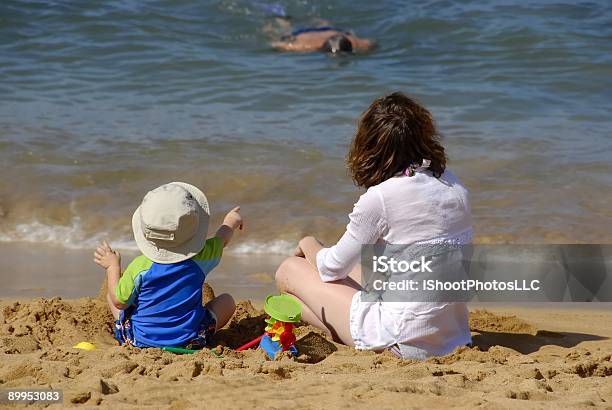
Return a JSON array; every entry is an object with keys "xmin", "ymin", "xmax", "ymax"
[
  {"xmin": 0, "ymin": 242, "xmax": 285, "ymax": 301},
  {"xmin": 2, "ymin": 241, "xmax": 611, "ymax": 310}
]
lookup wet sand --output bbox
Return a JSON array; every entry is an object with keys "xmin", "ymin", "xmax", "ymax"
[{"xmin": 0, "ymin": 242, "xmax": 283, "ymax": 301}]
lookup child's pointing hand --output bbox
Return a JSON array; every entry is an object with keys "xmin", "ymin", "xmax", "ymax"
[
  {"xmin": 223, "ymin": 206, "xmax": 244, "ymax": 231},
  {"xmin": 216, "ymin": 206, "xmax": 244, "ymax": 247}
]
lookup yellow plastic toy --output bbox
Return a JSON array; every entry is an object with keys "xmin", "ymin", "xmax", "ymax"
[{"xmin": 73, "ymin": 341, "xmax": 97, "ymax": 351}]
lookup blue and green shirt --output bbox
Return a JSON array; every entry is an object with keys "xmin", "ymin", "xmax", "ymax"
[{"xmin": 115, "ymin": 237, "xmax": 223, "ymax": 348}]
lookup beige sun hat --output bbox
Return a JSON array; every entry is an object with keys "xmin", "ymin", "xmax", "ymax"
[{"xmin": 132, "ymin": 182, "xmax": 210, "ymax": 264}]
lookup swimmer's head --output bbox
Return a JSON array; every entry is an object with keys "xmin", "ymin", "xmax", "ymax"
[{"xmin": 321, "ymin": 34, "xmax": 353, "ymax": 54}]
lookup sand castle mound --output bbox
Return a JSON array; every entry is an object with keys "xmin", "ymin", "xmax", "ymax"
[{"xmin": 1, "ymin": 297, "xmax": 115, "ymax": 354}]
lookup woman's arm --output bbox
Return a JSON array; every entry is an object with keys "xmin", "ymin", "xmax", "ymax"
[
  {"xmin": 296, "ymin": 236, "xmax": 323, "ymax": 267},
  {"xmin": 299, "ymin": 187, "xmax": 385, "ymax": 282}
]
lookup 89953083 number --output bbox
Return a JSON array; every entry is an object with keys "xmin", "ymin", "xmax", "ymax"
[{"xmin": 1, "ymin": 389, "xmax": 63, "ymax": 403}]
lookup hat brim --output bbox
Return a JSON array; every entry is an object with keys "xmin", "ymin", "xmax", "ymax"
[{"xmin": 132, "ymin": 182, "xmax": 210, "ymax": 264}]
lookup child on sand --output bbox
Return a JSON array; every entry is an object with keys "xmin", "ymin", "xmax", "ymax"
[{"xmin": 94, "ymin": 182, "xmax": 242, "ymax": 349}]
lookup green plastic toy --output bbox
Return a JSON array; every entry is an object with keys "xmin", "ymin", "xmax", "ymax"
[
  {"xmin": 263, "ymin": 294, "xmax": 302, "ymax": 323},
  {"xmin": 161, "ymin": 346, "xmax": 222, "ymax": 358}
]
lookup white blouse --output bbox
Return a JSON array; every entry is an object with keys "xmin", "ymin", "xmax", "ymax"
[{"xmin": 316, "ymin": 169, "xmax": 473, "ymax": 358}]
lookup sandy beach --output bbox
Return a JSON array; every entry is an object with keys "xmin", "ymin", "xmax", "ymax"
[
  {"xmin": 1, "ymin": 1, "xmax": 611, "ymax": 408},
  {"xmin": 1, "ymin": 285, "xmax": 611, "ymax": 409}
]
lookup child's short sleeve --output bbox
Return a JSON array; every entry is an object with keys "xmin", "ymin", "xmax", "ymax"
[
  {"xmin": 191, "ymin": 237, "xmax": 224, "ymax": 277},
  {"xmin": 115, "ymin": 255, "xmax": 153, "ymax": 306}
]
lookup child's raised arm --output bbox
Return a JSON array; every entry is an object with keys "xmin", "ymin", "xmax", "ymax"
[
  {"xmin": 94, "ymin": 241, "xmax": 127, "ymax": 314},
  {"xmin": 215, "ymin": 206, "xmax": 244, "ymax": 247}
]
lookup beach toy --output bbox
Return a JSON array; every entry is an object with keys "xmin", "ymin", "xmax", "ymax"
[
  {"xmin": 235, "ymin": 334, "xmax": 264, "ymax": 351},
  {"xmin": 161, "ymin": 346, "xmax": 223, "ymax": 358},
  {"xmin": 162, "ymin": 346, "xmax": 198, "ymax": 355},
  {"xmin": 236, "ymin": 294, "xmax": 301, "ymax": 359},
  {"xmin": 73, "ymin": 341, "xmax": 97, "ymax": 351}
]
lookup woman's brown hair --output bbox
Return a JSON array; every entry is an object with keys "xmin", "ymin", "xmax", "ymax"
[{"xmin": 347, "ymin": 92, "xmax": 447, "ymax": 188}]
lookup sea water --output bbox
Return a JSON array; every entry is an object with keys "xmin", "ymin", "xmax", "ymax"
[{"xmin": 1, "ymin": 0, "xmax": 611, "ymax": 263}]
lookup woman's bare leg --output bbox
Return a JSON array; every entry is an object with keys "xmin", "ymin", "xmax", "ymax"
[
  {"xmin": 347, "ymin": 263, "xmax": 362, "ymax": 287},
  {"xmin": 285, "ymin": 294, "xmax": 329, "ymax": 335},
  {"xmin": 275, "ymin": 256, "xmax": 359, "ymax": 345}
]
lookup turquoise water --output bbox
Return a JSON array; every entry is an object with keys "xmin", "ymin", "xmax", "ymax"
[{"xmin": 1, "ymin": 0, "xmax": 611, "ymax": 252}]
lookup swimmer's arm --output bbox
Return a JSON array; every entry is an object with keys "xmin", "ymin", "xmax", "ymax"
[
  {"xmin": 263, "ymin": 18, "xmax": 293, "ymax": 37},
  {"xmin": 275, "ymin": 17, "xmax": 292, "ymax": 31},
  {"xmin": 271, "ymin": 40, "xmax": 321, "ymax": 52},
  {"xmin": 270, "ymin": 41, "xmax": 292, "ymax": 51},
  {"xmin": 353, "ymin": 38, "xmax": 376, "ymax": 51}
]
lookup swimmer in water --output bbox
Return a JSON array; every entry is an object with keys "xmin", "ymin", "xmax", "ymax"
[{"xmin": 268, "ymin": 18, "xmax": 374, "ymax": 54}]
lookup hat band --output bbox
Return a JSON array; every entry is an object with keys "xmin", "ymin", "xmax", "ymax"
[{"xmin": 145, "ymin": 229, "xmax": 175, "ymax": 241}]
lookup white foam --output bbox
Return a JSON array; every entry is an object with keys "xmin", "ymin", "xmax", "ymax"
[
  {"xmin": 0, "ymin": 219, "xmax": 138, "ymax": 252},
  {"xmin": 228, "ymin": 239, "xmax": 294, "ymax": 255},
  {"xmin": 0, "ymin": 220, "xmax": 294, "ymax": 256}
]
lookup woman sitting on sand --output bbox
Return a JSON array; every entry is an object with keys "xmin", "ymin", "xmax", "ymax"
[{"xmin": 275, "ymin": 92, "xmax": 473, "ymax": 359}]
